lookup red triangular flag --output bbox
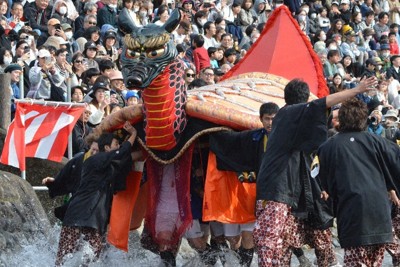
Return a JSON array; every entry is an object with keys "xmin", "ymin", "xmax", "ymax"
[{"xmin": 222, "ymin": 6, "xmax": 329, "ymax": 98}]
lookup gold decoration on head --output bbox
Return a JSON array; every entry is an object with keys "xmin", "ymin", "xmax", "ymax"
[{"xmin": 124, "ymin": 33, "xmax": 171, "ymax": 51}]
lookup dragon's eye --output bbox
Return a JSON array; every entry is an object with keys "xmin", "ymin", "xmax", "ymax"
[
  {"xmin": 126, "ymin": 49, "xmax": 140, "ymax": 59},
  {"xmin": 146, "ymin": 48, "xmax": 165, "ymax": 59}
]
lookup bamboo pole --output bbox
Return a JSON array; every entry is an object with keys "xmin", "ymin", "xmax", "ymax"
[{"xmin": 0, "ymin": 73, "xmax": 11, "ymax": 130}]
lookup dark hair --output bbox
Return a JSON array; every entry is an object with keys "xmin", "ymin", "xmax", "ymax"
[
  {"xmin": 16, "ymin": 40, "xmax": 28, "ymax": 49},
  {"xmin": 378, "ymin": 12, "xmax": 389, "ymax": 20},
  {"xmin": 84, "ymin": 26, "xmax": 101, "ymax": 44},
  {"xmin": 338, "ymin": 98, "xmax": 368, "ymax": 132},
  {"xmin": 245, "ymin": 24, "xmax": 256, "ymax": 37},
  {"xmin": 215, "ymin": 16, "xmax": 225, "ymax": 26},
  {"xmin": 11, "ymin": 1, "xmax": 22, "ymax": 10},
  {"xmin": 97, "ymin": 133, "xmax": 116, "ymax": 152},
  {"xmin": 71, "ymin": 86, "xmax": 85, "ymax": 97},
  {"xmin": 203, "ymin": 21, "xmax": 215, "ymax": 33},
  {"xmin": 82, "ymin": 68, "xmax": 101, "ymax": 84},
  {"xmin": 259, "ymin": 102, "xmax": 279, "ymax": 118},
  {"xmin": 72, "ymin": 52, "xmax": 84, "ymax": 72},
  {"xmin": 221, "ymin": 33, "xmax": 233, "ymax": 41},
  {"xmin": 99, "ymin": 59, "xmax": 114, "ymax": 73},
  {"xmin": 241, "ymin": 0, "xmax": 253, "ymax": 10},
  {"xmin": 327, "ymin": 49, "xmax": 339, "ymax": 59},
  {"xmin": 176, "ymin": 44, "xmax": 185, "ymax": 53},
  {"xmin": 256, "ymin": 22, "xmax": 266, "ymax": 33},
  {"xmin": 47, "ymin": 46, "xmax": 57, "ymax": 54},
  {"xmin": 55, "ymin": 48, "xmax": 68, "ymax": 56},
  {"xmin": 193, "ymin": 34, "xmax": 205, "ymax": 47},
  {"xmin": 0, "ymin": 48, "xmax": 11, "ymax": 65},
  {"xmin": 365, "ymin": 10, "xmax": 374, "ymax": 17},
  {"xmin": 330, "ymin": 73, "xmax": 344, "ymax": 93},
  {"xmin": 207, "ymin": 46, "xmax": 217, "ymax": 57},
  {"xmin": 156, "ymin": 4, "xmax": 169, "ymax": 17},
  {"xmin": 284, "ymin": 79, "xmax": 310, "ymax": 105},
  {"xmin": 193, "ymin": 10, "xmax": 207, "ymax": 28},
  {"xmin": 188, "ymin": 78, "xmax": 207, "ymax": 90},
  {"xmin": 313, "ymin": 29, "xmax": 324, "ymax": 44}
]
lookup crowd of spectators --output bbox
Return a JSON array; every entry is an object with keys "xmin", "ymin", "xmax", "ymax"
[{"xmin": 0, "ymin": 0, "xmax": 400, "ymax": 148}]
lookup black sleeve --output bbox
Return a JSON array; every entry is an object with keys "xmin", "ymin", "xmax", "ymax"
[
  {"xmin": 377, "ymin": 138, "xmax": 400, "ymax": 193},
  {"xmin": 110, "ymin": 141, "xmax": 134, "ymax": 192},
  {"xmin": 386, "ymin": 68, "xmax": 395, "ymax": 80},
  {"xmin": 209, "ymin": 130, "xmax": 260, "ymax": 172},
  {"xmin": 47, "ymin": 153, "xmax": 84, "ymax": 198},
  {"xmin": 296, "ymin": 98, "xmax": 328, "ymax": 153}
]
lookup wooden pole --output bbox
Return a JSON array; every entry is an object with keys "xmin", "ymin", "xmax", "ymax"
[{"xmin": 0, "ymin": 73, "xmax": 11, "ymax": 131}]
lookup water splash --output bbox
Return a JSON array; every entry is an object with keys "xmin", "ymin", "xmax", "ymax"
[{"xmin": 3, "ymin": 224, "xmax": 396, "ymax": 266}]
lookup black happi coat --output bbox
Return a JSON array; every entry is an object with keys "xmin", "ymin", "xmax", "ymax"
[
  {"xmin": 256, "ymin": 98, "xmax": 327, "ymax": 211},
  {"xmin": 63, "ymin": 141, "xmax": 133, "ymax": 234},
  {"xmin": 209, "ymin": 128, "xmax": 267, "ymax": 173},
  {"xmin": 318, "ymin": 132, "xmax": 400, "ymax": 248},
  {"xmin": 48, "ymin": 152, "xmax": 85, "ymax": 199}
]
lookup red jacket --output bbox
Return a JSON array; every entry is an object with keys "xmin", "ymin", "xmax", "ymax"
[
  {"xmin": 193, "ymin": 46, "xmax": 211, "ymax": 74},
  {"xmin": 390, "ymin": 42, "xmax": 399, "ymax": 55}
]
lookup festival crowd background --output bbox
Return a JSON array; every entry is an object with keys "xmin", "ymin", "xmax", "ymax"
[
  {"xmin": 0, "ymin": 0, "xmax": 400, "ymax": 145},
  {"xmin": 1, "ymin": 0, "xmax": 400, "ymax": 265}
]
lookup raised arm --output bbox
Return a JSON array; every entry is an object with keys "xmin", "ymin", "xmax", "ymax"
[
  {"xmin": 123, "ymin": 121, "xmax": 137, "ymax": 145},
  {"xmin": 325, "ymin": 76, "xmax": 377, "ymax": 108}
]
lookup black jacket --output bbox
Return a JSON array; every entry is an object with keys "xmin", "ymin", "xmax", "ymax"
[
  {"xmin": 209, "ymin": 128, "xmax": 267, "ymax": 173},
  {"xmin": 48, "ymin": 152, "xmax": 85, "ymax": 199},
  {"xmin": 318, "ymin": 132, "xmax": 400, "ymax": 247},
  {"xmin": 24, "ymin": 2, "xmax": 52, "ymax": 33},
  {"xmin": 97, "ymin": 5, "xmax": 118, "ymax": 28},
  {"xmin": 71, "ymin": 120, "xmax": 92, "ymax": 156},
  {"xmin": 62, "ymin": 141, "xmax": 133, "ymax": 234},
  {"xmin": 386, "ymin": 66, "xmax": 400, "ymax": 82},
  {"xmin": 256, "ymin": 98, "xmax": 327, "ymax": 211}
]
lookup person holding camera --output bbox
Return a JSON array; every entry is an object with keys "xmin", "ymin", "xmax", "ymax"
[
  {"xmin": 37, "ymin": 18, "xmax": 67, "ymax": 47},
  {"xmin": 368, "ymin": 109, "xmax": 386, "ymax": 137},
  {"xmin": 27, "ymin": 48, "xmax": 64, "ymax": 100}
]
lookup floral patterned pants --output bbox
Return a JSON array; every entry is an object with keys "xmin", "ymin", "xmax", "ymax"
[
  {"xmin": 253, "ymin": 200, "xmax": 336, "ymax": 267},
  {"xmin": 55, "ymin": 226, "xmax": 103, "ymax": 266}
]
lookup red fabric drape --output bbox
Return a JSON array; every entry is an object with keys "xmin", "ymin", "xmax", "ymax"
[{"xmin": 145, "ymin": 144, "xmax": 194, "ymax": 247}]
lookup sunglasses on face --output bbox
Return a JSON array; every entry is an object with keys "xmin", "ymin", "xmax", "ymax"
[
  {"xmin": 74, "ymin": 60, "xmax": 82, "ymax": 63},
  {"xmin": 88, "ymin": 21, "xmax": 97, "ymax": 25},
  {"xmin": 186, "ymin": 73, "xmax": 195, "ymax": 78}
]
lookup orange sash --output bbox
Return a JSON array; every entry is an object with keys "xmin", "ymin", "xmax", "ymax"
[
  {"xmin": 107, "ymin": 171, "xmax": 142, "ymax": 251},
  {"xmin": 202, "ymin": 152, "xmax": 256, "ymax": 223}
]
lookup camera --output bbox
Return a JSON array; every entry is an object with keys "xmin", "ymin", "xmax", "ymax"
[
  {"xmin": 167, "ymin": 0, "xmax": 174, "ymax": 8},
  {"xmin": 55, "ymin": 24, "xmax": 61, "ymax": 30},
  {"xmin": 203, "ymin": 2, "xmax": 212, "ymax": 8},
  {"xmin": 370, "ymin": 116, "xmax": 377, "ymax": 123},
  {"xmin": 45, "ymin": 56, "xmax": 52, "ymax": 65}
]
